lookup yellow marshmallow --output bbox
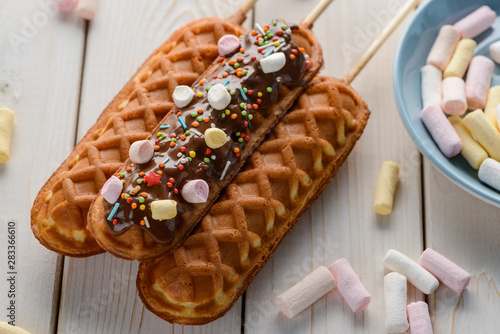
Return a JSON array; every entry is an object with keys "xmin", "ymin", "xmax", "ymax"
[
  {"xmin": 484, "ymin": 86, "xmax": 500, "ymax": 128},
  {"xmin": 374, "ymin": 161, "xmax": 399, "ymax": 215},
  {"xmin": 150, "ymin": 200, "xmax": 177, "ymax": 220},
  {"xmin": 204, "ymin": 127, "xmax": 227, "ymax": 149},
  {"xmin": 449, "ymin": 116, "xmax": 488, "ymax": 169},
  {"xmin": 0, "ymin": 322, "xmax": 31, "ymax": 334},
  {"xmin": 0, "ymin": 108, "xmax": 15, "ymax": 162},
  {"xmin": 462, "ymin": 109, "xmax": 500, "ymax": 161},
  {"xmin": 443, "ymin": 39, "xmax": 476, "ymax": 78}
]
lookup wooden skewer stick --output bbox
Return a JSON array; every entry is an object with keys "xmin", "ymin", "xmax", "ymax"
[
  {"xmin": 240, "ymin": 0, "xmax": 259, "ymax": 13},
  {"xmin": 343, "ymin": 0, "xmax": 420, "ymax": 84},
  {"xmin": 302, "ymin": 0, "xmax": 335, "ymax": 27}
]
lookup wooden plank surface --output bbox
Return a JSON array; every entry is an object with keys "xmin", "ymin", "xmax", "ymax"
[{"xmin": 0, "ymin": 1, "xmax": 85, "ymax": 333}]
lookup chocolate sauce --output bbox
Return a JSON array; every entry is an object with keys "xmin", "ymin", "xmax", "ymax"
[{"xmin": 104, "ymin": 20, "xmax": 308, "ymax": 245}]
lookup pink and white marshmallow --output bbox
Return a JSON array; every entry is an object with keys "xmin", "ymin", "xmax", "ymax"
[
  {"xmin": 278, "ymin": 266, "xmax": 336, "ymax": 318},
  {"xmin": 56, "ymin": 0, "xmax": 78, "ymax": 12},
  {"xmin": 419, "ymin": 248, "xmax": 471, "ymax": 293},
  {"xmin": 384, "ymin": 272, "xmax": 409, "ymax": 333},
  {"xmin": 421, "ymin": 104, "xmax": 462, "ymax": 158},
  {"xmin": 465, "ymin": 55, "xmax": 495, "ymax": 110},
  {"xmin": 454, "ymin": 6, "xmax": 496, "ymax": 39},
  {"xmin": 442, "ymin": 77, "xmax": 467, "ymax": 116},
  {"xmin": 407, "ymin": 301, "xmax": 433, "ymax": 334},
  {"xmin": 421, "ymin": 65, "xmax": 442, "ymax": 109},
  {"xmin": 129, "ymin": 140, "xmax": 154, "ymax": 164},
  {"xmin": 426, "ymin": 25, "xmax": 460, "ymax": 71},
  {"xmin": 490, "ymin": 41, "xmax": 500, "ymax": 64},
  {"xmin": 181, "ymin": 179, "xmax": 209, "ymax": 204},
  {"xmin": 76, "ymin": 0, "xmax": 98, "ymax": 20},
  {"xmin": 218, "ymin": 35, "xmax": 240, "ymax": 56},
  {"xmin": 329, "ymin": 258, "xmax": 371, "ymax": 312},
  {"xmin": 101, "ymin": 176, "xmax": 123, "ymax": 204}
]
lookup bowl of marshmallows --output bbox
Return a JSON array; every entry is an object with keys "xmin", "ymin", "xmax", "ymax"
[{"xmin": 394, "ymin": 0, "xmax": 500, "ymax": 207}]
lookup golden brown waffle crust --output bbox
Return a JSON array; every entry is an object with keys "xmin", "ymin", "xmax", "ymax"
[
  {"xmin": 31, "ymin": 14, "xmax": 246, "ymax": 257},
  {"xmin": 137, "ymin": 76, "xmax": 370, "ymax": 325}
]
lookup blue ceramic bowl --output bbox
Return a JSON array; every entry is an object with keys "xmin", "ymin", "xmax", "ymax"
[{"xmin": 394, "ymin": 0, "xmax": 500, "ymax": 206}]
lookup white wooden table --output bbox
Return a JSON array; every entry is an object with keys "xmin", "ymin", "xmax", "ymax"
[{"xmin": 1, "ymin": 0, "xmax": 499, "ymax": 333}]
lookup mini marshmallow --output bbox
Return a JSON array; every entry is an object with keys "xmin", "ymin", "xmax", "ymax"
[
  {"xmin": 218, "ymin": 35, "xmax": 240, "ymax": 56},
  {"xmin": 442, "ymin": 77, "xmax": 467, "ymax": 116},
  {"xmin": 497, "ymin": 104, "xmax": 500, "ymax": 130},
  {"xmin": 278, "ymin": 266, "xmax": 336, "ymax": 318},
  {"xmin": 454, "ymin": 5, "xmax": 496, "ymax": 39},
  {"xmin": 421, "ymin": 65, "xmax": 442, "ymax": 109},
  {"xmin": 129, "ymin": 140, "xmax": 154, "ymax": 164},
  {"xmin": 421, "ymin": 104, "xmax": 462, "ymax": 158},
  {"xmin": 204, "ymin": 127, "xmax": 227, "ymax": 149},
  {"xmin": 374, "ymin": 161, "xmax": 399, "ymax": 215},
  {"xmin": 449, "ymin": 116, "xmax": 488, "ymax": 170},
  {"xmin": 150, "ymin": 200, "xmax": 177, "ymax": 220},
  {"xmin": 0, "ymin": 108, "xmax": 14, "ymax": 163},
  {"xmin": 426, "ymin": 25, "xmax": 460, "ymax": 71},
  {"xmin": 207, "ymin": 83, "xmax": 231, "ymax": 110},
  {"xmin": 0, "ymin": 321, "xmax": 31, "ymax": 334},
  {"xmin": 101, "ymin": 176, "xmax": 123, "ymax": 204},
  {"xmin": 329, "ymin": 258, "xmax": 371, "ymax": 313},
  {"xmin": 383, "ymin": 249, "xmax": 439, "ymax": 294},
  {"xmin": 76, "ymin": 0, "xmax": 98, "ymax": 20},
  {"xmin": 462, "ymin": 109, "xmax": 500, "ymax": 161},
  {"xmin": 465, "ymin": 56, "xmax": 494, "ymax": 110},
  {"xmin": 407, "ymin": 301, "xmax": 433, "ymax": 334},
  {"xmin": 478, "ymin": 158, "xmax": 500, "ymax": 191},
  {"xmin": 172, "ymin": 85, "xmax": 194, "ymax": 108},
  {"xmin": 260, "ymin": 52, "xmax": 286, "ymax": 74},
  {"xmin": 484, "ymin": 86, "xmax": 500, "ymax": 128},
  {"xmin": 56, "ymin": 0, "xmax": 78, "ymax": 12},
  {"xmin": 420, "ymin": 248, "xmax": 471, "ymax": 293},
  {"xmin": 181, "ymin": 179, "xmax": 209, "ymax": 203},
  {"xmin": 490, "ymin": 41, "xmax": 500, "ymax": 64},
  {"xmin": 384, "ymin": 272, "xmax": 409, "ymax": 333},
  {"xmin": 444, "ymin": 39, "xmax": 476, "ymax": 78}
]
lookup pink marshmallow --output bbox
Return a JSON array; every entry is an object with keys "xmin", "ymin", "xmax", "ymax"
[
  {"xmin": 217, "ymin": 35, "xmax": 240, "ymax": 57},
  {"xmin": 407, "ymin": 301, "xmax": 433, "ymax": 334},
  {"xmin": 56, "ymin": 0, "xmax": 78, "ymax": 12},
  {"xmin": 426, "ymin": 25, "xmax": 460, "ymax": 71},
  {"xmin": 454, "ymin": 6, "xmax": 497, "ymax": 39},
  {"xmin": 419, "ymin": 248, "xmax": 471, "ymax": 293},
  {"xmin": 329, "ymin": 258, "xmax": 371, "ymax": 313},
  {"xmin": 76, "ymin": 0, "xmax": 98, "ymax": 20},
  {"xmin": 101, "ymin": 176, "xmax": 123, "ymax": 204},
  {"xmin": 465, "ymin": 55, "xmax": 495, "ymax": 110},
  {"xmin": 278, "ymin": 266, "xmax": 336, "ymax": 318},
  {"xmin": 129, "ymin": 140, "xmax": 154, "ymax": 164},
  {"xmin": 442, "ymin": 77, "xmax": 467, "ymax": 116},
  {"xmin": 181, "ymin": 179, "xmax": 209, "ymax": 204},
  {"xmin": 421, "ymin": 104, "xmax": 462, "ymax": 158}
]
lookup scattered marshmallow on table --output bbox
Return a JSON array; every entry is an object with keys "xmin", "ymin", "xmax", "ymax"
[
  {"xmin": 373, "ymin": 161, "xmax": 399, "ymax": 215},
  {"xmin": 421, "ymin": 65, "xmax": 442, "ymax": 109},
  {"xmin": 101, "ymin": 176, "xmax": 123, "ymax": 204},
  {"xmin": 329, "ymin": 258, "xmax": 371, "ymax": 312},
  {"xmin": 407, "ymin": 301, "xmax": 433, "ymax": 334},
  {"xmin": 478, "ymin": 158, "xmax": 500, "ymax": 191},
  {"xmin": 0, "ymin": 107, "xmax": 15, "ymax": 163},
  {"xmin": 128, "ymin": 139, "xmax": 154, "ymax": 164},
  {"xmin": 384, "ymin": 272, "xmax": 409, "ymax": 334},
  {"xmin": 462, "ymin": 109, "xmax": 500, "ymax": 161},
  {"xmin": 497, "ymin": 104, "xmax": 500, "ymax": 130},
  {"xmin": 444, "ymin": 38, "xmax": 476, "ymax": 78},
  {"xmin": 454, "ymin": 5, "xmax": 496, "ymax": 39},
  {"xmin": 207, "ymin": 83, "xmax": 231, "ymax": 110},
  {"xmin": 490, "ymin": 41, "xmax": 500, "ymax": 64},
  {"xmin": 383, "ymin": 249, "xmax": 439, "ymax": 294},
  {"xmin": 260, "ymin": 52, "xmax": 286, "ymax": 74},
  {"xmin": 465, "ymin": 55, "xmax": 494, "ymax": 110},
  {"xmin": 442, "ymin": 77, "xmax": 467, "ymax": 116},
  {"xmin": 172, "ymin": 85, "xmax": 194, "ymax": 108},
  {"xmin": 484, "ymin": 86, "xmax": 500, "ymax": 128},
  {"xmin": 56, "ymin": 0, "xmax": 78, "ymax": 12},
  {"xmin": 448, "ymin": 116, "xmax": 488, "ymax": 170},
  {"xmin": 420, "ymin": 104, "xmax": 462, "ymax": 158},
  {"xmin": 76, "ymin": 0, "xmax": 98, "ymax": 20},
  {"xmin": 426, "ymin": 25, "xmax": 460, "ymax": 71},
  {"xmin": 419, "ymin": 248, "xmax": 471, "ymax": 293},
  {"xmin": 277, "ymin": 266, "xmax": 336, "ymax": 318}
]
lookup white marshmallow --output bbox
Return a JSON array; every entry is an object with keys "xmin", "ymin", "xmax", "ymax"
[
  {"xmin": 442, "ymin": 77, "xmax": 467, "ymax": 116},
  {"xmin": 421, "ymin": 65, "xmax": 442, "ymax": 109},
  {"xmin": 172, "ymin": 85, "xmax": 194, "ymax": 108},
  {"xmin": 491, "ymin": 41, "xmax": 500, "ymax": 64},
  {"xmin": 384, "ymin": 272, "xmax": 409, "ymax": 333},
  {"xmin": 260, "ymin": 52, "xmax": 286, "ymax": 74},
  {"xmin": 382, "ymin": 249, "xmax": 439, "ymax": 294},
  {"xmin": 479, "ymin": 158, "xmax": 500, "ymax": 191},
  {"xmin": 278, "ymin": 266, "xmax": 336, "ymax": 318},
  {"xmin": 207, "ymin": 84, "xmax": 231, "ymax": 110},
  {"xmin": 129, "ymin": 140, "xmax": 154, "ymax": 164}
]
